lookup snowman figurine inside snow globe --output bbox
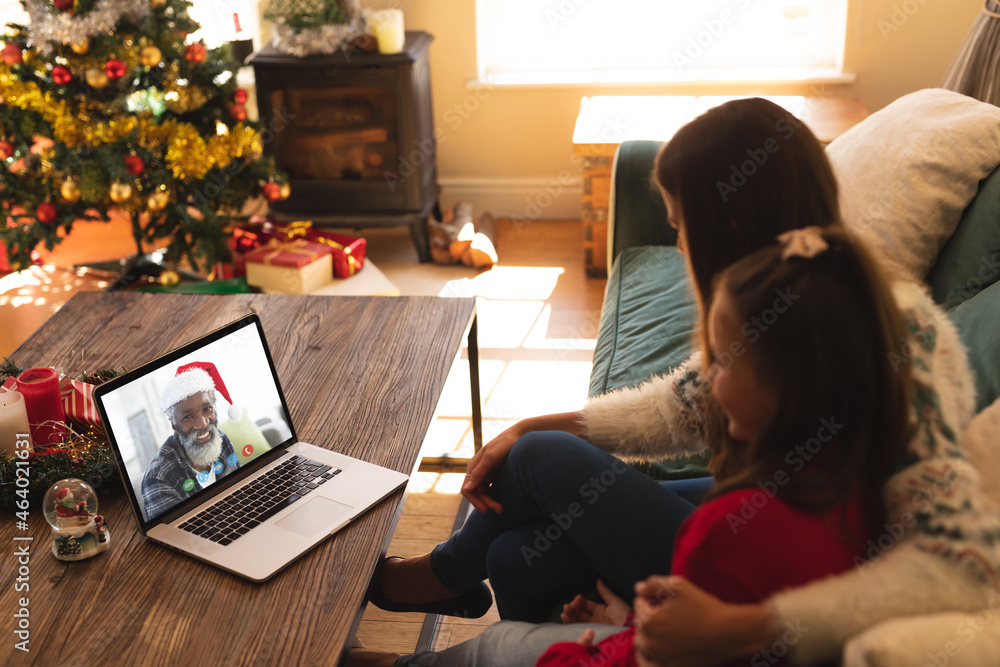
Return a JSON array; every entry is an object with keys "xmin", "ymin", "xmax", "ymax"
[{"xmin": 43, "ymin": 479, "xmax": 111, "ymax": 561}]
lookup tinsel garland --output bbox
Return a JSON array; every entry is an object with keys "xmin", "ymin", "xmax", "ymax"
[
  {"xmin": 24, "ymin": 0, "xmax": 152, "ymax": 56},
  {"xmin": 0, "ymin": 363, "xmax": 120, "ymax": 509},
  {"xmin": 0, "ymin": 75, "xmax": 263, "ymax": 181},
  {"xmin": 270, "ymin": 19, "xmax": 364, "ymax": 57}
]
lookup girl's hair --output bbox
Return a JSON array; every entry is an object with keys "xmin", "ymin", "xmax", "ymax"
[
  {"xmin": 654, "ymin": 97, "xmax": 841, "ymax": 326},
  {"xmin": 706, "ymin": 228, "xmax": 912, "ymax": 531}
]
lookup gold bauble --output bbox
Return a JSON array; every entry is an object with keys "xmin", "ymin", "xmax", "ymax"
[
  {"xmin": 159, "ymin": 269, "xmax": 180, "ymax": 287},
  {"xmin": 109, "ymin": 181, "xmax": 132, "ymax": 203},
  {"xmin": 150, "ymin": 0, "xmax": 166, "ymax": 7},
  {"xmin": 279, "ymin": 182, "xmax": 291, "ymax": 200},
  {"xmin": 147, "ymin": 191, "xmax": 169, "ymax": 212},
  {"xmin": 85, "ymin": 68, "xmax": 109, "ymax": 89},
  {"xmin": 139, "ymin": 46, "xmax": 162, "ymax": 67},
  {"xmin": 69, "ymin": 38, "xmax": 91, "ymax": 55},
  {"xmin": 60, "ymin": 180, "xmax": 81, "ymax": 203}
]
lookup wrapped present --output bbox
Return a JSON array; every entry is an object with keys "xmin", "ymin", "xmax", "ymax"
[
  {"xmin": 59, "ymin": 377, "xmax": 103, "ymax": 434},
  {"xmin": 244, "ymin": 238, "xmax": 334, "ymax": 294},
  {"xmin": 232, "ymin": 219, "xmax": 366, "ymax": 279}
]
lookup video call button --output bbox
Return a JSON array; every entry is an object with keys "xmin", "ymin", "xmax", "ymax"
[{"xmin": 242, "ymin": 444, "xmax": 254, "ymax": 458}]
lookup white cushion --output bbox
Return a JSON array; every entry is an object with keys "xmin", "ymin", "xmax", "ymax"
[{"xmin": 826, "ymin": 89, "xmax": 1000, "ymax": 279}]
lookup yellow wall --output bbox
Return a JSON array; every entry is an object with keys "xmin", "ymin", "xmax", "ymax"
[{"xmin": 279, "ymin": 0, "xmax": 986, "ymax": 217}]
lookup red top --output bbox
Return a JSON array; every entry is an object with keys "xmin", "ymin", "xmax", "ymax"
[{"xmin": 536, "ymin": 488, "xmax": 868, "ymax": 667}]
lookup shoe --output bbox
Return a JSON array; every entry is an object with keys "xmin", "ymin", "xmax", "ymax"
[{"xmin": 368, "ymin": 556, "xmax": 493, "ymax": 619}]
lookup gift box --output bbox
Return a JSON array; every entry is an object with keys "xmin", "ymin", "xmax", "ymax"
[
  {"xmin": 232, "ymin": 219, "xmax": 366, "ymax": 280},
  {"xmin": 244, "ymin": 239, "xmax": 334, "ymax": 294}
]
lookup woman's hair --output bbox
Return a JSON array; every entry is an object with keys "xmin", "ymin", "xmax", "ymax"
[
  {"xmin": 706, "ymin": 228, "xmax": 912, "ymax": 531},
  {"xmin": 654, "ymin": 97, "xmax": 841, "ymax": 322}
]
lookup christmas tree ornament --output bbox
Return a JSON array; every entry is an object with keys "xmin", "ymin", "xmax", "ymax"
[
  {"xmin": 124, "ymin": 155, "xmax": 144, "ymax": 175},
  {"xmin": 159, "ymin": 268, "xmax": 180, "ymax": 286},
  {"xmin": 229, "ymin": 103, "xmax": 247, "ymax": 122},
  {"xmin": 60, "ymin": 180, "xmax": 82, "ymax": 203},
  {"xmin": 36, "ymin": 202, "xmax": 58, "ymax": 224},
  {"xmin": 0, "ymin": 141, "xmax": 13, "ymax": 160},
  {"xmin": 52, "ymin": 0, "xmax": 74, "ymax": 11},
  {"xmin": 279, "ymin": 182, "xmax": 291, "ymax": 200},
  {"xmin": 1, "ymin": 44, "xmax": 23, "ymax": 66},
  {"xmin": 43, "ymin": 479, "xmax": 111, "ymax": 561},
  {"xmin": 139, "ymin": 45, "xmax": 162, "ymax": 67},
  {"xmin": 109, "ymin": 181, "xmax": 132, "ymax": 203},
  {"xmin": 147, "ymin": 190, "xmax": 169, "ymax": 212},
  {"xmin": 185, "ymin": 43, "xmax": 206, "ymax": 63},
  {"xmin": 262, "ymin": 182, "xmax": 282, "ymax": 202},
  {"xmin": 85, "ymin": 68, "xmax": 109, "ymax": 89},
  {"xmin": 105, "ymin": 59, "xmax": 127, "ymax": 80},
  {"xmin": 232, "ymin": 89, "xmax": 248, "ymax": 105},
  {"xmin": 69, "ymin": 37, "xmax": 91, "ymax": 55},
  {"xmin": 150, "ymin": 0, "xmax": 166, "ymax": 8},
  {"xmin": 52, "ymin": 65, "xmax": 72, "ymax": 86}
]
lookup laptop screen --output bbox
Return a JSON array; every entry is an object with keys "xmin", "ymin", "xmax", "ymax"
[{"xmin": 96, "ymin": 315, "xmax": 295, "ymax": 525}]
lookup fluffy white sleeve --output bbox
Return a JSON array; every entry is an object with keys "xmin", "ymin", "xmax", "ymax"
[{"xmin": 580, "ymin": 353, "xmax": 710, "ymax": 459}]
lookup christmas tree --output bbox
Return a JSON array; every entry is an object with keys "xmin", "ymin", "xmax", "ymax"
[{"xmin": 0, "ymin": 0, "xmax": 288, "ymax": 273}]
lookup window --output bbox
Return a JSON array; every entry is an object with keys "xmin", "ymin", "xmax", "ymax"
[
  {"xmin": 476, "ymin": 0, "xmax": 848, "ymax": 85},
  {"xmin": 187, "ymin": 0, "xmax": 262, "ymax": 49}
]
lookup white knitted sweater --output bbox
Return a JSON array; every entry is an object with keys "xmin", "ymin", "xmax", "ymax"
[{"xmin": 580, "ymin": 281, "xmax": 999, "ymax": 664}]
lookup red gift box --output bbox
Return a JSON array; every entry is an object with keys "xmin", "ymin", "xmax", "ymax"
[
  {"xmin": 244, "ymin": 238, "xmax": 334, "ymax": 294},
  {"xmin": 232, "ymin": 219, "xmax": 366, "ymax": 279}
]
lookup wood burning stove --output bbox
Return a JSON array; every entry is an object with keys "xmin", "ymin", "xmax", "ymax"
[{"xmin": 249, "ymin": 32, "xmax": 439, "ymax": 261}]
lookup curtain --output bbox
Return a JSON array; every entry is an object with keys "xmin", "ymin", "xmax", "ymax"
[{"xmin": 944, "ymin": 1, "xmax": 1000, "ymax": 105}]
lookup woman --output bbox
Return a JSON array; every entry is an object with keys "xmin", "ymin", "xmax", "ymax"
[{"xmin": 363, "ymin": 98, "xmax": 1000, "ymax": 665}]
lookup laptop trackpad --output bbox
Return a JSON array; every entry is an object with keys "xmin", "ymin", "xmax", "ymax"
[{"xmin": 276, "ymin": 497, "xmax": 353, "ymax": 537}]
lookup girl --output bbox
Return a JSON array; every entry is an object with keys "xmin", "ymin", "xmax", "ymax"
[{"xmin": 537, "ymin": 226, "xmax": 910, "ymax": 667}]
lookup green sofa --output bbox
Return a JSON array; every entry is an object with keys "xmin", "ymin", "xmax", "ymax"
[{"xmin": 588, "ymin": 139, "xmax": 1000, "ymax": 480}]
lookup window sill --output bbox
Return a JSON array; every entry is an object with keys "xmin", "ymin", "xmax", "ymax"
[{"xmin": 468, "ymin": 68, "xmax": 856, "ymax": 89}]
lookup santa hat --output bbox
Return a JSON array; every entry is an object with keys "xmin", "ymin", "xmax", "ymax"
[{"xmin": 160, "ymin": 361, "xmax": 241, "ymax": 420}]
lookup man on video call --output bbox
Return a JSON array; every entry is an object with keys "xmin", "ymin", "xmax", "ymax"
[{"xmin": 141, "ymin": 362, "xmax": 242, "ymax": 520}]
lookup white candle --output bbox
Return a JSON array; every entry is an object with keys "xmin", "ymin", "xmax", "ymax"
[
  {"xmin": 0, "ymin": 390, "xmax": 32, "ymax": 457},
  {"xmin": 369, "ymin": 9, "xmax": 405, "ymax": 55}
]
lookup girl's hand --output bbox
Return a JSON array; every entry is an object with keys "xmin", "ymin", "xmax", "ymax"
[
  {"xmin": 561, "ymin": 580, "xmax": 632, "ymax": 626},
  {"xmin": 575, "ymin": 628, "xmax": 596, "ymax": 649},
  {"xmin": 631, "ymin": 576, "xmax": 778, "ymax": 667}
]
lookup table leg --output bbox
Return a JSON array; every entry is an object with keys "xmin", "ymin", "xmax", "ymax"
[{"xmin": 468, "ymin": 315, "xmax": 483, "ymax": 453}]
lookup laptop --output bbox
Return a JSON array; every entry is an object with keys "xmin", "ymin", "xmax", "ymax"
[{"xmin": 94, "ymin": 313, "xmax": 409, "ymax": 582}]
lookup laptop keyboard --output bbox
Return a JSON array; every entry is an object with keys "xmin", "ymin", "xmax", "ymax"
[{"xmin": 178, "ymin": 456, "xmax": 342, "ymax": 546}]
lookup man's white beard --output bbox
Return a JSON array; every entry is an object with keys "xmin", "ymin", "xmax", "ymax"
[{"xmin": 180, "ymin": 423, "xmax": 223, "ymax": 469}]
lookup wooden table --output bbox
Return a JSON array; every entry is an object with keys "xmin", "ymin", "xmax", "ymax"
[
  {"xmin": 573, "ymin": 95, "xmax": 870, "ymax": 277},
  {"xmin": 1, "ymin": 292, "xmax": 481, "ymax": 666}
]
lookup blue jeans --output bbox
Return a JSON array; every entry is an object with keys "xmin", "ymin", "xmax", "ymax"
[{"xmin": 429, "ymin": 431, "xmax": 702, "ymax": 622}]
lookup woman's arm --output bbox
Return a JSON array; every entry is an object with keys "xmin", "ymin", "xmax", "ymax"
[{"xmin": 581, "ymin": 352, "xmax": 711, "ymax": 459}]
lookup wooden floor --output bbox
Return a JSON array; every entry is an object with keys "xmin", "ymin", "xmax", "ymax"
[{"xmin": 0, "ymin": 217, "xmax": 608, "ymax": 655}]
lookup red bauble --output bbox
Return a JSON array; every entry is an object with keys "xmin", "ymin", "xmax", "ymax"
[
  {"xmin": 105, "ymin": 59, "xmax": 126, "ymax": 80},
  {"xmin": 124, "ymin": 155, "xmax": 144, "ymax": 175},
  {"xmin": 53, "ymin": 0, "xmax": 73, "ymax": 10},
  {"xmin": 232, "ymin": 89, "xmax": 248, "ymax": 105},
  {"xmin": 52, "ymin": 65, "xmax": 72, "ymax": 86},
  {"xmin": 36, "ymin": 202, "xmax": 58, "ymax": 224},
  {"xmin": 1, "ymin": 44, "xmax": 22, "ymax": 66},
  {"xmin": 0, "ymin": 141, "xmax": 13, "ymax": 160},
  {"xmin": 185, "ymin": 43, "xmax": 206, "ymax": 64},
  {"xmin": 262, "ymin": 183, "xmax": 282, "ymax": 202},
  {"xmin": 229, "ymin": 104, "xmax": 247, "ymax": 122}
]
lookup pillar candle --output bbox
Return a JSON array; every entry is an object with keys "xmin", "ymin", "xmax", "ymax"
[
  {"xmin": 370, "ymin": 9, "xmax": 405, "ymax": 55},
  {"xmin": 16, "ymin": 367, "xmax": 67, "ymax": 448},
  {"xmin": 0, "ymin": 390, "xmax": 32, "ymax": 457}
]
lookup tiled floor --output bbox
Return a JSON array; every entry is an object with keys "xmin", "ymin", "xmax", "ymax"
[{"xmin": 0, "ymin": 217, "xmax": 608, "ymax": 654}]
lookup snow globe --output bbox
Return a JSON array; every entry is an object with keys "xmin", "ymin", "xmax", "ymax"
[{"xmin": 43, "ymin": 478, "xmax": 111, "ymax": 561}]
